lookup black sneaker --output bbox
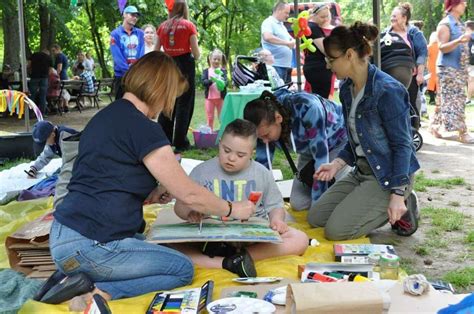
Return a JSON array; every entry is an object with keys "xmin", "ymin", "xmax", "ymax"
[
  {"xmin": 392, "ymin": 191, "xmax": 419, "ymax": 236},
  {"xmin": 222, "ymin": 249, "xmax": 257, "ymax": 278},
  {"xmin": 202, "ymin": 242, "xmax": 237, "ymax": 258}
]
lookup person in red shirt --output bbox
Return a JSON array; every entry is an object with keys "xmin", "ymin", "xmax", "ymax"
[{"xmin": 156, "ymin": 0, "xmax": 201, "ymax": 152}]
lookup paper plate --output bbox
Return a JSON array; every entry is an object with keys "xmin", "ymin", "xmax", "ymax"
[
  {"xmin": 232, "ymin": 277, "xmax": 283, "ymax": 284},
  {"xmin": 207, "ymin": 297, "xmax": 276, "ymax": 313}
]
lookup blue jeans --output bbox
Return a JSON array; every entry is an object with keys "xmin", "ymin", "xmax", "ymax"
[
  {"xmin": 28, "ymin": 78, "xmax": 48, "ymax": 114},
  {"xmin": 49, "ymin": 220, "xmax": 194, "ymax": 299},
  {"xmin": 273, "ymin": 66, "xmax": 292, "ymax": 83}
]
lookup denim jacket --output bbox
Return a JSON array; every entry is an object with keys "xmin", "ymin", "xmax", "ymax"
[
  {"xmin": 386, "ymin": 25, "xmax": 427, "ymax": 66},
  {"xmin": 437, "ymin": 14, "xmax": 464, "ymax": 70},
  {"xmin": 338, "ymin": 64, "xmax": 420, "ymax": 190}
]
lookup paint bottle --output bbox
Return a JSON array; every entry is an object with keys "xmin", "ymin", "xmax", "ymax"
[
  {"xmin": 379, "ymin": 253, "xmax": 400, "ymax": 280},
  {"xmin": 348, "ymin": 273, "xmax": 371, "ymax": 282},
  {"xmin": 307, "ymin": 272, "xmax": 337, "ymax": 282}
]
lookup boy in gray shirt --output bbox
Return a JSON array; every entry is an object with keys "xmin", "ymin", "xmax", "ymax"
[{"xmin": 174, "ymin": 119, "xmax": 308, "ymax": 277}]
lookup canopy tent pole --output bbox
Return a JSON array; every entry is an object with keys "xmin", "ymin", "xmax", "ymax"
[
  {"xmin": 17, "ymin": 0, "xmax": 30, "ymax": 131},
  {"xmin": 372, "ymin": 0, "xmax": 381, "ymax": 68},
  {"xmin": 294, "ymin": 0, "xmax": 302, "ymax": 92}
]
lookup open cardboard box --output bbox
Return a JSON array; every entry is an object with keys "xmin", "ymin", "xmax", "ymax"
[{"xmin": 5, "ymin": 212, "xmax": 55, "ymax": 278}]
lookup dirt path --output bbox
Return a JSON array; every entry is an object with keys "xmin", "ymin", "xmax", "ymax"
[{"xmin": 371, "ymin": 124, "xmax": 474, "ymax": 292}]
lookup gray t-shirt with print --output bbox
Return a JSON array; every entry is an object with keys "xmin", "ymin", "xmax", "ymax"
[{"xmin": 189, "ymin": 157, "xmax": 284, "ymax": 219}]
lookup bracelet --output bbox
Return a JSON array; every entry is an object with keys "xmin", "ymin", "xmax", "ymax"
[{"xmin": 225, "ymin": 200, "xmax": 233, "ymax": 217}]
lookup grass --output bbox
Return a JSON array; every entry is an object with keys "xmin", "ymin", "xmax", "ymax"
[
  {"xmin": 414, "ymin": 171, "xmax": 465, "ymax": 192},
  {"xmin": 0, "ymin": 158, "xmax": 30, "ymax": 171},
  {"xmin": 421, "ymin": 206, "xmax": 466, "ymax": 232},
  {"xmin": 466, "ymin": 231, "xmax": 474, "ymax": 244},
  {"xmin": 443, "ymin": 267, "xmax": 474, "ymax": 289}
]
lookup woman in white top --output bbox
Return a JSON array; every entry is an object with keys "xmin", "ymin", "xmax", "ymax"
[{"xmin": 142, "ymin": 24, "xmax": 157, "ymax": 54}]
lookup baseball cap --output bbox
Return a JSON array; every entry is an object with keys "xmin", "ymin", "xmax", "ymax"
[
  {"xmin": 123, "ymin": 5, "xmax": 141, "ymax": 16},
  {"xmin": 32, "ymin": 121, "xmax": 54, "ymax": 155}
]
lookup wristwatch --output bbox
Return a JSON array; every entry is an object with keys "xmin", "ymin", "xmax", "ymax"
[{"xmin": 390, "ymin": 188, "xmax": 405, "ymax": 196}]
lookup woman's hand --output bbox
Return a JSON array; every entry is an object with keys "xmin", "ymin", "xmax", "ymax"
[
  {"xmin": 315, "ymin": 159, "xmax": 345, "ymax": 182},
  {"xmin": 187, "ymin": 210, "xmax": 203, "ymax": 223},
  {"xmin": 458, "ymin": 32, "xmax": 472, "ymax": 44},
  {"xmin": 230, "ymin": 200, "xmax": 255, "ymax": 220},
  {"xmin": 387, "ymin": 194, "xmax": 407, "ymax": 225},
  {"xmin": 416, "ymin": 71, "xmax": 424, "ymax": 86},
  {"xmin": 270, "ymin": 219, "xmax": 289, "ymax": 234}
]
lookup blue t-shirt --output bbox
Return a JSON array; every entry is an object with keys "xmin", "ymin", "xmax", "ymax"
[
  {"xmin": 261, "ymin": 16, "xmax": 293, "ymax": 68},
  {"xmin": 54, "ymin": 99, "xmax": 170, "ymax": 243},
  {"xmin": 55, "ymin": 53, "xmax": 69, "ymax": 80}
]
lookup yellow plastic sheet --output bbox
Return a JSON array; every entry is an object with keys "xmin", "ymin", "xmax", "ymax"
[{"xmin": 0, "ymin": 199, "xmax": 368, "ymax": 313}]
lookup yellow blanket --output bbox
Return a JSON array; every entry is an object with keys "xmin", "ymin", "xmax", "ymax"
[{"xmin": 0, "ymin": 198, "xmax": 368, "ymax": 313}]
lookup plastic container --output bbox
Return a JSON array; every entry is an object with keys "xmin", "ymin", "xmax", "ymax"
[
  {"xmin": 379, "ymin": 253, "xmax": 400, "ymax": 280},
  {"xmin": 368, "ymin": 252, "xmax": 382, "ymax": 273},
  {"xmin": 193, "ymin": 130, "xmax": 218, "ymax": 149}
]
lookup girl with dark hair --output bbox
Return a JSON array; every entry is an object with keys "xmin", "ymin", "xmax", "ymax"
[
  {"xmin": 156, "ymin": 0, "xmax": 201, "ymax": 152},
  {"xmin": 308, "ymin": 22, "xmax": 420, "ymax": 240},
  {"xmin": 244, "ymin": 89, "xmax": 348, "ymax": 214}
]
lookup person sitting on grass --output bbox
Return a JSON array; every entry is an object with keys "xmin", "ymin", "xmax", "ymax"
[
  {"xmin": 25, "ymin": 120, "xmax": 78, "ymax": 178},
  {"xmin": 173, "ymin": 119, "xmax": 309, "ymax": 278}
]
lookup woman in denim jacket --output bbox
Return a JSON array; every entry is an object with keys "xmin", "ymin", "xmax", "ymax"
[
  {"xmin": 430, "ymin": 0, "xmax": 473, "ymax": 143},
  {"xmin": 307, "ymin": 22, "xmax": 420, "ymax": 240}
]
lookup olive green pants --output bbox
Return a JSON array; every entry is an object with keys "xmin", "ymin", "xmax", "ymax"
[{"xmin": 307, "ymin": 158, "xmax": 413, "ymax": 240}]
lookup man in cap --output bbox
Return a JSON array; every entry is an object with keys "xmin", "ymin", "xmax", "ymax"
[
  {"xmin": 26, "ymin": 121, "xmax": 78, "ymax": 178},
  {"xmin": 110, "ymin": 5, "xmax": 145, "ymax": 99}
]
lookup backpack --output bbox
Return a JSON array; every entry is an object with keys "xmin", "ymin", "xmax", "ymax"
[
  {"xmin": 379, "ymin": 32, "xmax": 415, "ymax": 71},
  {"xmin": 231, "ymin": 56, "xmax": 269, "ymax": 87}
]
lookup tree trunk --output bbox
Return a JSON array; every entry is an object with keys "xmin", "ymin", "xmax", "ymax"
[
  {"xmin": 39, "ymin": 2, "xmax": 50, "ymax": 50},
  {"xmin": 2, "ymin": 0, "xmax": 21, "ymax": 72},
  {"xmin": 84, "ymin": 0, "xmax": 111, "ymax": 77}
]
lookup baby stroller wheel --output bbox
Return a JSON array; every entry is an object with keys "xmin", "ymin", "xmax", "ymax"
[{"xmin": 413, "ymin": 130, "xmax": 423, "ymax": 151}]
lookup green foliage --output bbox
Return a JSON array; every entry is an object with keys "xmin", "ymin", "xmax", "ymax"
[
  {"xmin": 466, "ymin": 231, "xmax": 474, "ymax": 244},
  {"xmin": 414, "ymin": 171, "xmax": 465, "ymax": 192},
  {"xmin": 421, "ymin": 206, "xmax": 466, "ymax": 232},
  {"xmin": 443, "ymin": 267, "xmax": 474, "ymax": 290},
  {"xmin": 0, "ymin": 158, "xmax": 31, "ymax": 171}
]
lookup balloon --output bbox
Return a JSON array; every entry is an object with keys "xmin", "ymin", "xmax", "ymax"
[
  {"xmin": 165, "ymin": 0, "xmax": 175, "ymax": 12},
  {"xmin": 287, "ymin": 10, "xmax": 316, "ymax": 52},
  {"xmin": 118, "ymin": 0, "xmax": 127, "ymax": 13},
  {"xmin": 210, "ymin": 68, "xmax": 226, "ymax": 92}
]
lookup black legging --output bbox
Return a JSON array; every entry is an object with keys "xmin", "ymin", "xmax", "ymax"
[
  {"xmin": 407, "ymin": 75, "xmax": 421, "ymax": 118},
  {"xmin": 158, "ymin": 53, "xmax": 196, "ymax": 151},
  {"xmin": 303, "ymin": 62, "xmax": 333, "ymax": 98}
]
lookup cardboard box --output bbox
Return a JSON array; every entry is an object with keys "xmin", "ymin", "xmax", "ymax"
[{"xmin": 5, "ymin": 212, "xmax": 55, "ymax": 278}]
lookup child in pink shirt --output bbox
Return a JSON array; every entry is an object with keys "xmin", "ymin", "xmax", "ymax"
[{"xmin": 201, "ymin": 49, "xmax": 227, "ymax": 130}]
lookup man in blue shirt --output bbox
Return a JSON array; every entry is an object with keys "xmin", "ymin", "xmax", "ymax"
[
  {"xmin": 261, "ymin": 1, "xmax": 295, "ymax": 83},
  {"xmin": 51, "ymin": 44, "xmax": 69, "ymax": 81},
  {"xmin": 110, "ymin": 5, "xmax": 145, "ymax": 100}
]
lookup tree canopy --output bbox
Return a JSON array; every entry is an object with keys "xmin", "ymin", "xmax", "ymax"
[{"xmin": 1, "ymin": 0, "xmax": 472, "ymax": 78}]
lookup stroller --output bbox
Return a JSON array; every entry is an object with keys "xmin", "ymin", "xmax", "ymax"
[
  {"xmin": 231, "ymin": 55, "xmax": 269, "ymax": 87},
  {"xmin": 379, "ymin": 31, "xmax": 423, "ymax": 152},
  {"xmin": 410, "ymin": 102, "xmax": 423, "ymax": 152}
]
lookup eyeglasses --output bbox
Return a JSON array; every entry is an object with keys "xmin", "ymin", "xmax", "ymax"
[{"xmin": 325, "ymin": 53, "xmax": 345, "ymax": 64}]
